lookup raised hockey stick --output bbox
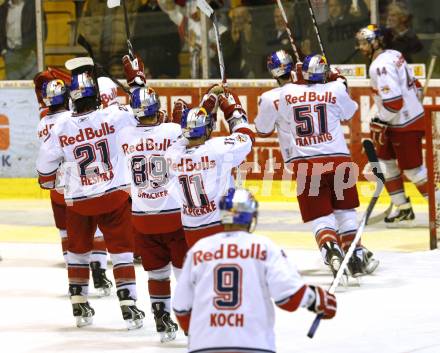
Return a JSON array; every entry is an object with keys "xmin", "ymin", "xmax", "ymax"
[
  {"xmin": 197, "ymin": 0, "xmax": 226, "ymax": 85},
  {"xmin": 107, "ymin": 0, "xmax": 135, "ymax": 60},
  {"xmin": 275, "ymin": 0, "xmax": 301, "ymax": 63},
  {"xmin": 307, "ymin": 139, "xmax": 385, "ymax": 338},
  {"xmin": 423, "ymin": 55, "xmax": 437, "ymax": 99},
  {"xmin": 77, "ymin": 34, "xmax": 130, "ymax": 95},
  {"xmin": 306, "ymin": 0, "xmax": 328, "ymax": 61}
]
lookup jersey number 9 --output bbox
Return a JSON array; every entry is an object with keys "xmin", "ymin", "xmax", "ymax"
[{"xmin": 213, "ymin": 264, "xmax": 242, "ymax": 310}]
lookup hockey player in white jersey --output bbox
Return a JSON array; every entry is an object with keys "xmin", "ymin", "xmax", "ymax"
[
  {"xmin": 117, "ymin": 83, "xmax": 187, "ymax": 342},
  {"xmin": 357, "ymin": 25, "xmax": 433, "ymax": 226},
  {"xmin": 254, "ymin": 50, "xmax": 296, "ymax": 163},
  {"xmin": 278, "ymin": 54, "xmax": 378, "ymax": 277},
  {"xmin": 36, "ymin": 57, "xmax": 144, "ymax": 329},
  {"xmin": 173, "ymin": 187, "xmax": 337, "ymax": 352},
  {"xmin": 167, "ymin": 87, "xmax": 254, "ymax": 247},
  {"xmin": 34, "ymin": 70, "xmax": 113, "ymax": 296}
]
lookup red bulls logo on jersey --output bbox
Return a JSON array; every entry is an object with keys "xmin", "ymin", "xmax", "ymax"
[{"xmin": 59, "ymin": 123, "xmax": 115, "ymax": 147}]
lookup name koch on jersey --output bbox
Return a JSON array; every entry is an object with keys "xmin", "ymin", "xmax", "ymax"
[
  {"xmin": 36, "ymin": 105, "xmax": 136, "ymax": 202},
  {"xmin": 173, "ymin": 231, "xmax": 306, "ymax": 353},
  {"xmin": 166, "ymin": 133, "xmax": 252, "ymax": 231},
  {"xmin": 369, "ymin": 49, "xmax": 424, "ymax": 129},
  {"xmin": 117, "ymin": 122, "xmax": 182, "ymax": 216},
  {"xmin": 254, "ymin": 86, "xmax": 295, "ymax": 163},
  {"xmin": 278, "ymin": 80, "xmax": 358, "ymax": 166}
]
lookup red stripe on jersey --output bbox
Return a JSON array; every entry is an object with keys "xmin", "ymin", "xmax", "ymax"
[
  {"xmin": 148, "ymin": 279, "xmax": 171, "ymax": 297},
  {"xmin": 175, "ymin": 312, "xmax": 191, "ymax": 333},
  {"xmin": 383, "ymin": 98, "xmax": 403, "ymax": 112},
  {"xmin": 256, "ymin": 129, "xmax": 274, "ymax": 138},
  {"xmin": 277, "ymin": 285, "xmax": 307, "ymax": 312}
]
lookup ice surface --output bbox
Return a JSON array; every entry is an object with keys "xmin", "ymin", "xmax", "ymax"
[{"xmin": 1, "ymin": 242, "xmax": 440, "ymax": 353}]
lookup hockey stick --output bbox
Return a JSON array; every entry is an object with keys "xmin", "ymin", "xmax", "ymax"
[
  {"xmin": 306, "ymin": 0, "xmax": 328, "ymax": 61},
  {"xmin": 307, "ymin": 139, "xmax": 385, "ymax": 338},
  {"xmin": 423, "ymin": 55, "xmax": 437, "ymax": 99},
  {"xmin": 107, "ymin": 0, "xmax": 135, "ymax": 60},
  {"xmin": 77, "ymin": 34, "xmax": 130, "ymax": 95},
  {"xmin": 275, "ymin": 0, "xmax": 301, "ymax": 63},
  {"xmin": 197, "ymin": 0, "xmax": 226, "ymax": 85}
]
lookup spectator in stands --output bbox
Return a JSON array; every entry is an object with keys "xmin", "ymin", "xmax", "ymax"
[
  {"xmin": 78, "ymin": 0, "xmax": 141, "ymax": 77},
  {"xmin": 0, "ymin": 0, "xmax": 40, "ymax": 79},
  {"xmin": 221, "ymin": 6, "xmax": 266, "ymax": 78},
  {"xmin": 132, "ymin": 0, "xmax": 182, "ymax": 78},
  {"xmin": 384, "ymin": 2, "xmax": 422, "ymax": 63},
  {"xmin": 318, "ymin": 0, "xmax": 368, "ymax": 64},
  {"xmin": 265, "ymin": 5, "xmax": 295, "ymax": 55}
]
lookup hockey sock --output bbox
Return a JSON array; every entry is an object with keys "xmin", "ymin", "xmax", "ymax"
[
  {"xmin": 148, "ymin": 279, "xmax": 171, "ymax": 313},
  {"xmin": 91, "ymin": 235, "xmax": 108, "ymax": 270},
  {"xmin": 384, "ymin": 175, "xmax": 407, "ymax": 206},
  {"xmin": 334, "ymin": 209, "xmax": 360, "ymax": 253},
  {"xmin": 110, "ymin": 252, "xmax": 137, "ymax": 300},
  {"xmin": 67, "ymin": 251, "xmax": 91, "ymax": 296},
  {"xmin": 59, "ymin": 229, "xmax": 68, "ymax": 265}
]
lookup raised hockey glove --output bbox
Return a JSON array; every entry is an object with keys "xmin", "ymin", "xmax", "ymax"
[
  {"xmin": 370, "ymin": 118, "xmax": 388, "ymax": 146},
  {"xmin": 172, "ymin": 98, "xmax": 190, "ymax": 124},
  {"xmin": 200, "ymin": 83, "xmax": 224, "ymax": 114},
  {"xmin": 122, "ymin": 54, "xmax": 146, "ymax": 87},
  {"xmin": 307, "ymin": 285, "xmax": 337, "ymax": 319},
  {"xmin": 327, "ymin": 67, "xmax": 348, "ymax": 88}
]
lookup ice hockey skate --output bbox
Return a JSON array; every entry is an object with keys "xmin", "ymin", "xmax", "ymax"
[
  {"xmin": 323, "ymin": 241, "xmax": 344, "ymax": 277},
  {"xmin": 70, "ymin": 285, "xmax": 95, "ymax": 328},
  {"xmin": 152, "ymin": 302, "xmax": 178, "ymax": 343},
  {"xmin": 362, "ymin": 246, "xmax": 380, "ymax": 275},
  {"xmin": 347, "ymin": 248, "xmax": 366, "ymax": 278},
  {"xmin": 117, "ymin": 289, "xmax": 145, "ymax": 330},
  {"xmin": 384, "ymin": 200, "xmax": 415, "ymax": 228},
  {"xmin": 90, "ymin": 261, "xmax": 113, "ymax": 297}
]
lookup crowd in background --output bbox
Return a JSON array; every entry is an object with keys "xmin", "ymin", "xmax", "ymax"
[{"xmin": 0, "ymin": 0, "xmax": 434, "ymax": 80}]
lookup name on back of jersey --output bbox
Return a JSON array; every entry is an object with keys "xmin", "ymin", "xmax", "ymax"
[
  {"xmin": 284, "ymin": 91, "xmax": 336, "ymax": 105},
  {"xmin": 59, "ymin": 122, "xmax": 115, "ymax": 147},
  {"xmin": 122, "ymin": 137, "xmax": 172, "ymax": 154}
]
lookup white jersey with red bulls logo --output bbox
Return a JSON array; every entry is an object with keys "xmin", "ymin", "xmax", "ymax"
[
  {"xmin": 254, "ymin": 86, "xmax": 295, "ymax": 162},
  {"xmin": 37, "ymin": 110, "xmax": 71, "ymax": 201},
  {"xmin": 117, "ymin": 122, "xmax": 183, "ymax": 216},
  {"xmin": 173, "ymin": 231, "xmax": 307, "ymax": 353},
  {"xmin": 36, "ymin": 104, "xmax": 136, "ymax": 202},
  {"xmin": 166, "ymin": 133, "xmax": 252, "ymax": 231},
  {"xmin": 37, "ymin": 110, "xmax": 71, "ymax": 143},
  {"xmin": 278, "ymin": 81, "xmax": 358, "ymax": 165},
  {"xmin": 369, "ymin": 49, "xmax": 424, "ymax": 128}
]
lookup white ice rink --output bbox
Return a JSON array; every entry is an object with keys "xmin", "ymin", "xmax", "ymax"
[{"xmin": 1, "ymin": 241, "xmax": 440, "ymax": 353}]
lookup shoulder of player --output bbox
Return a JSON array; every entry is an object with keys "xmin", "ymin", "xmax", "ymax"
[
  {"xmin": 261, "ymin": 86, "xmax": 282, "ymax": 101},
  {"xmin": 162, "ymin": 122, "xmax": 182, "ymax": 136}
]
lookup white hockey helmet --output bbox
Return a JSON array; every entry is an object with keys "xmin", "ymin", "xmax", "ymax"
[{"xmin": 219, "ymin": 188, "xmax": 258, "ymax": 231}]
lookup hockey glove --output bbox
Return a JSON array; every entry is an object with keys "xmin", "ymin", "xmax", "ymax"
[
  {"xmin": 370, "ymin": 118, "xmax": 388, "ymax": 146},
  {"xmin": 172, "ymin": 98, "xmax": 190, "ymax": 124},
  {"xmin": 201, "ymin": 84, "xmax": 224, "ymax": 114},
  {"xmin": 122, "ymin": 54, "xmax": 146, "ymax": 87},
  {"xmin": 307, "ymin": 285, "xmax": 337, "ymax": 319},
  {"xmin": 327, "ymin": 67, "xmax": 348, "ymax": 88}
]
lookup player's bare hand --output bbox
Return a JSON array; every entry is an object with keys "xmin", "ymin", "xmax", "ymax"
[{"xmin": 307, "ymin": 285, "xmax": 337, "ymax": 319}]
